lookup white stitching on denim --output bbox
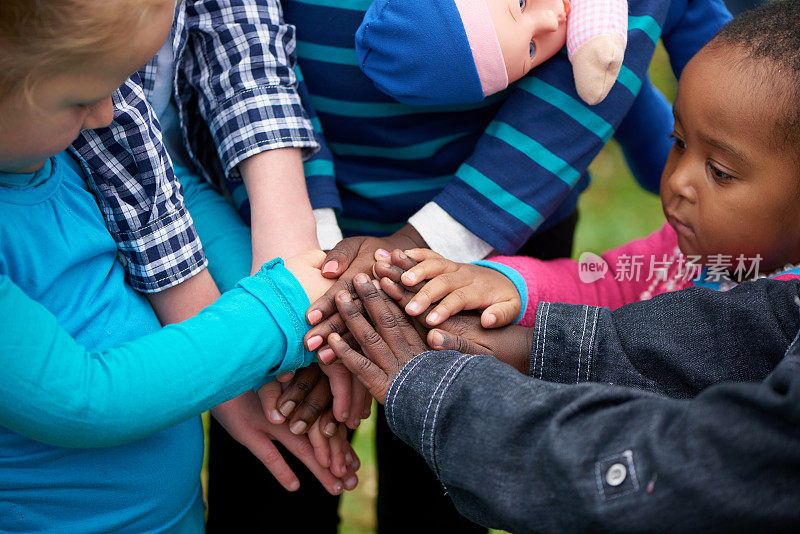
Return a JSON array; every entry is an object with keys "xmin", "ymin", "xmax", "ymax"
[
  {"xmin": 532, "ymin": 304, "xmax": 543, "ymax": 377},
  {"xmin": 624, "ymin": 449, "xmax": 640, "ymax": 491},
  {"xmin": 387, "ymin": 353, "xmax": 428, "ymax": 428},
  {"xmin": 539, "ymin": 303, "xmax": 551, "ymax": 379},
  {"xmin": 594, "ymin": 461, "xmax": 606, "ymax": 499},
  {"xmin": 577, "ymin": 306, "xmax": 589, "ymax": 383},
  {"xmin": 421, "ymin": 357, "xmax": 464, "ymax": 460},
  {"xmin": 429, "ymin": 355, "xmax": 478, "ymax": 477},
  {"xmin": 586, "ymin": 307, "xmax": 600, "ymax": 382}
]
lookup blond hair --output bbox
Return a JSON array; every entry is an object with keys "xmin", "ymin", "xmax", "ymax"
[{"xmin": 0, "ymin": 0, "xmax": 170, "ymax": 97}]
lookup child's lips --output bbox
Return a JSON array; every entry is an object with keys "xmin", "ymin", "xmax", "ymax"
[{"xmin": 667, "ymin": 212, "xmax": 694, "ymax": 237}]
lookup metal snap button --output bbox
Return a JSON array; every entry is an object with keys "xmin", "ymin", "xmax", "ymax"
[{"xmin": 606, "ymin": 463, "xmax": 627, "ymax": 487}]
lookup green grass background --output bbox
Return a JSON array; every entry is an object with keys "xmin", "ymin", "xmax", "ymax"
[{"xmin": 203, "ymin": 43, "xmax": 678, "ymax": 534}]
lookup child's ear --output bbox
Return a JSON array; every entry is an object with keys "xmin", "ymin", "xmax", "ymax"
[{"xmin": 566, "ymin": 0, "xmax": 628, "ymax": 106}]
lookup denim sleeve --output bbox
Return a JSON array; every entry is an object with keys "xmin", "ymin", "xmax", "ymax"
[
  {"xmin": 0, "ymin": 260, "xmax": 313, "ymax": 448},
  {"xmin": 385, "ymin": 288, "xmax": 800, "ymax": 532},
  {"xmin": 531, "ymin": 279, "xmax": 800, "ymax": 397}
]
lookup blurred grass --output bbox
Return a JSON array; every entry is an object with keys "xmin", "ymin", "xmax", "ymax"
[{"xmin": 201, "ymin": 42, "xmax": 679, "ymax": 534}]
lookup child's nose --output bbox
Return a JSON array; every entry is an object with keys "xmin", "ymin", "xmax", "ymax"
[
  {"xmin": 666, "ymin": 162, "xmax": 698, "ymax": 204},
  {"xmin": 82, "ymin": 97, "xmax": 114, "ymax": 130}
]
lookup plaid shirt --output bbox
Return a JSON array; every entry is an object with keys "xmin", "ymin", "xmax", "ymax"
[{"xmin": 71, "ymin": 0, "xmax": 317, "ymax": 292}]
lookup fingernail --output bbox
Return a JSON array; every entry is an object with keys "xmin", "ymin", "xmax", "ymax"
[
  {"xmin": 429, "ymin": 330, "xmax": 444, "ymax": 347},
  {"xmin": 351, "ymin": 456, "xmax": 361, "ymax": 470},
  {"xmin": 362, "ymin": 407, "xmax": 371, "ymax": 419},
  {"xmin": 339, "ymin": 292, "xmax": 352, "ymax": 303},
  {"xmin": 307, "ymin": 309, "xmax": 323, "ymax": 324},
  {"xmin": 279, "ymin": 401, "xmax": 296, "ymax": 417},
  {"xmin": 485, "ymin": 313, "xmax": 497, "ymax": 327},
  {"xmin": 376, "ymin": 248, "xmax": 390, "ymax": 258},
  {"xmin": 427, "ymin": 312, "xmax": 440, "ymax": 324},
  {"xmin": 288, "ymin": 479, "xmax": 300, "ymax": 491},
  {"xmin": 318, "ymin": 348, "xmax": 335, "ymax": 363},
  {"xmin": 406, "ymin": 301, "xmax": 420, "ymax": 314},
  {"xmin": 345, "ymin": 451, "xmax": 354, "ymax": 465},
  {"xmin": 402, "ymin": 272, "xmax": 416, "ymax": 284},
  {"xmin": 398, "ymin": 251, "xmax": 408, "ymax": 260},
  {"xmin": 322, "ymin": 260, "xmax": 338, "ymax": 274},
  {"xmin": 342, "ymin": 411, "xmax": 350, "ymax": 420},
  {"xmin": 324, "ymin": 422, "xmax": 337, "ymax": 437},
  {"xmin": 307, "ymin": 335, "xmax": 323, "ymax": 350},
  {"xmin": 354, "ymin": 273, "xmax": 369, "ymax": 284},
  {"xmin": 344, "ymin": 475, "xmax": 358, "ymax": 490},
  {"xmin": 270, "ymin": 410, "xmax": 285, "ymax": 423},
  {"xmin": 290, "ymin": 420, "xmax": 308, "ymax": 435},
  {"xmin": 372, "ymin": 279, "xmax": 381, "ymax": 290},
  {"xmin": 333, "ymin": 481, "xmax": 343, "ymax": 494}
]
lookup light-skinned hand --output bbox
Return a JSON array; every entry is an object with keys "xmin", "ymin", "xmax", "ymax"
[{"xmin": 381, "ymin": 248, "xmax": 521, "ymax": 328}]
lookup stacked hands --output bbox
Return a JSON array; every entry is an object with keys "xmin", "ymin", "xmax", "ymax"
[{"xmin": 273, "ymin": 237, "xmax": 536, "ymax": 476}]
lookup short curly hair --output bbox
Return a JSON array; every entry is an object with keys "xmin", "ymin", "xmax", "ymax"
[
  {"xmin": 0, "ymin": 0, "xmax": 171, "ymax": 98},
  {"xmin": 704, "ymin": 0, "xmax": 800, "ymax": 148}
]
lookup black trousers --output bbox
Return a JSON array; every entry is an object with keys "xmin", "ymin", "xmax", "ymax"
[{"xmin": 206, "ymin": 211, "xmax": 578, "ymax": 533}]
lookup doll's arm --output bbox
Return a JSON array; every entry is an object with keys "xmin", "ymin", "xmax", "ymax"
[{"xmin": 568, "ymin": 0, "xmax": 628, "ymax": 105}]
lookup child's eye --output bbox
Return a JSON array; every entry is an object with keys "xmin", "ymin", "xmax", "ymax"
[
  {"xmin": 519, "ymin": 0, "xmax": 526, "ymax": 10},
  {"xmin": 529, "ymin": 41, "xmax": 536, "ymax": 58},
  {"xmin": 669, "ymin": 133, "xmax": 686, "ymax": 151},
  {"xmin": 708, "ymin": 163, "xmax": 735, "ymax": 184}
]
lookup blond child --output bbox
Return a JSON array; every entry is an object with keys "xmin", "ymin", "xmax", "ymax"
[{"xmin": 0, "ymin": 1, "xmax": 355, "ymax": 530}]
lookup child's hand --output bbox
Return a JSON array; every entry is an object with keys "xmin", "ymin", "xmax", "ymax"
[
  {"xmin": 284, "ymin": 250, "xmax": 335, "ymax": 304},
  {"xmin": 211, "ymin": 392, "xmax": 358, "ymax": 494},
  {"xmin": 382, "ymin": 248, "xmax": 521, "ymax": 328}
]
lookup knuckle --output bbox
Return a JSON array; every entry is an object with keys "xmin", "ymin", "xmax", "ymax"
[
  {"xmin": 376, "ymin": 310, "xmax": 399, "ymax": 330},
  {"xmin": 361, "ymin": 327, "xmax": 383, "ymax": 347},
  {"xmin": 260, "ymin": 446, "xmax": 283, "ymax": 465},
  {"xmin": 294, "ymin": 380, "xmax": 313, "ymax": 394},
  {"xmin": 356, "ymin": 356, "xmax": 373, "ymax": 374},
  {"xmin": 301, "ymin": 398, "xmax": 324, "ymax": 416}
]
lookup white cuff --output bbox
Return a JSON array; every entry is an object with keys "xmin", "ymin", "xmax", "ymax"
[
  {"xmin": 408, "ymin": 202, "xmax": 493, "ymax": 263},
  {"xmin": 314, "ymin": 208, "xmax": 344, "ymax": 251}
]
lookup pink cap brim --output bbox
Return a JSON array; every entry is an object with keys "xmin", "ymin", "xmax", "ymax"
[{"xmin": 454, "ymin": 0, "xmax": 509, "ymax": 97}]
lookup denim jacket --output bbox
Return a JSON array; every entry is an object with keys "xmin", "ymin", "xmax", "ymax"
[{"xmin": 386, "ymin": 279, "xmax": 800, "ymax": 533}]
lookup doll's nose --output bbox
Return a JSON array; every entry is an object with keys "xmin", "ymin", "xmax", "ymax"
[{"xmin": 532, "ymin": 10, "xmax": 561, "ymax": 34}]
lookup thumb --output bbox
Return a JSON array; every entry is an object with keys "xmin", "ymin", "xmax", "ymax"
[
  {"xmin": 258, "ymin": 380, "xmax": 286, "ymax": 424},
  {"xmin": 321, "ymin": 238, "xmax": 362, "ymax": 278},
  {"xmin": 428, "ymin": 329, "xmax": 488, "ymax": 356},
  {"xmin": 481, "ymin": 301, "xmax": 520, "ymax": 328}
]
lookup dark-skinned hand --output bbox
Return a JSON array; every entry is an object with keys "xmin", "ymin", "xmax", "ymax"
[
  {"xmin": 307, "ymin": 249, "xmax": 533, "ymax": 375},
  {"xmin": 327, "ymin": 274, "xmax": 429, "ymax": 403},
  {"xmin": 305, "ymin": 225, "xmax": 427, "ymax": 326}
]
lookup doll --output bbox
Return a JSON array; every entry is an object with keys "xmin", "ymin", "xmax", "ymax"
[{"xmin": 356, "ymin": 0, "xmax": 627, "ymax": 106}]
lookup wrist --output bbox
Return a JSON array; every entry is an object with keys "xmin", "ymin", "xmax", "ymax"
[
  {"xmin": 505, "ymin": 325, "xmax": 535, "ymax": 375},
  {"xmin": 393, "ymin": 224, "xmax": 427, "ymax": 250}
]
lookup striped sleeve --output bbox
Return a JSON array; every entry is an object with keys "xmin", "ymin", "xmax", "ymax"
[{"xmin": 431, "ymin": 9, "xmax": 668, "ymax": 254}]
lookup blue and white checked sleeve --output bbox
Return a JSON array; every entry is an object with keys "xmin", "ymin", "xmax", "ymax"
[
  {"xmin": 179, "ymin": 0, "xmax": 318, "ymax": 181},
  {"xmin": 71, "ymin": 76, "xmax": 207, "ymax": 293}
]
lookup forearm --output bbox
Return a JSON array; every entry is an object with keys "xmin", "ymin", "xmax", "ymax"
[
  {"xmin": 386, "ymin": 344, "xmax": 800, "ymax": 533},
  {"xmin": 146, "ymin": 268, "xmax": 220, "ymax": 325},
  {"xmin": 0, "ymin": 261, "xmax": 313, "ymax": 448},
  {"xmin": 530, "ymin": 279, "xmax": 800, "ymax": 396},
  {"xmin": 240, "ymin": 148, "xmax": 319, "ymax": 270}
]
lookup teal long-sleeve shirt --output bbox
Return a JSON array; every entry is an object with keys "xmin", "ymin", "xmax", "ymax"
[{"xmin": 0, "ymin": 258, "xmax": 311, "ymax": 449}]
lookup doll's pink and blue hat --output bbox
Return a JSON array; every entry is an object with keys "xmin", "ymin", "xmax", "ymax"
[{"xmin": 355, "ymin": 0, "xmax": 509, "ymax": 105}]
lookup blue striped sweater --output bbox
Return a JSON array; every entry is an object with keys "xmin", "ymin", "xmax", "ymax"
[{"xmin": 231, "ymin": 0, "xmax": 730, "ymax": 253}]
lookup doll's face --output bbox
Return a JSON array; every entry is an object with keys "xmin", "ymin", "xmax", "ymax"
[{"xmin": 485, "ymin": 0, "xmax": 568, "ymax": 83}]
